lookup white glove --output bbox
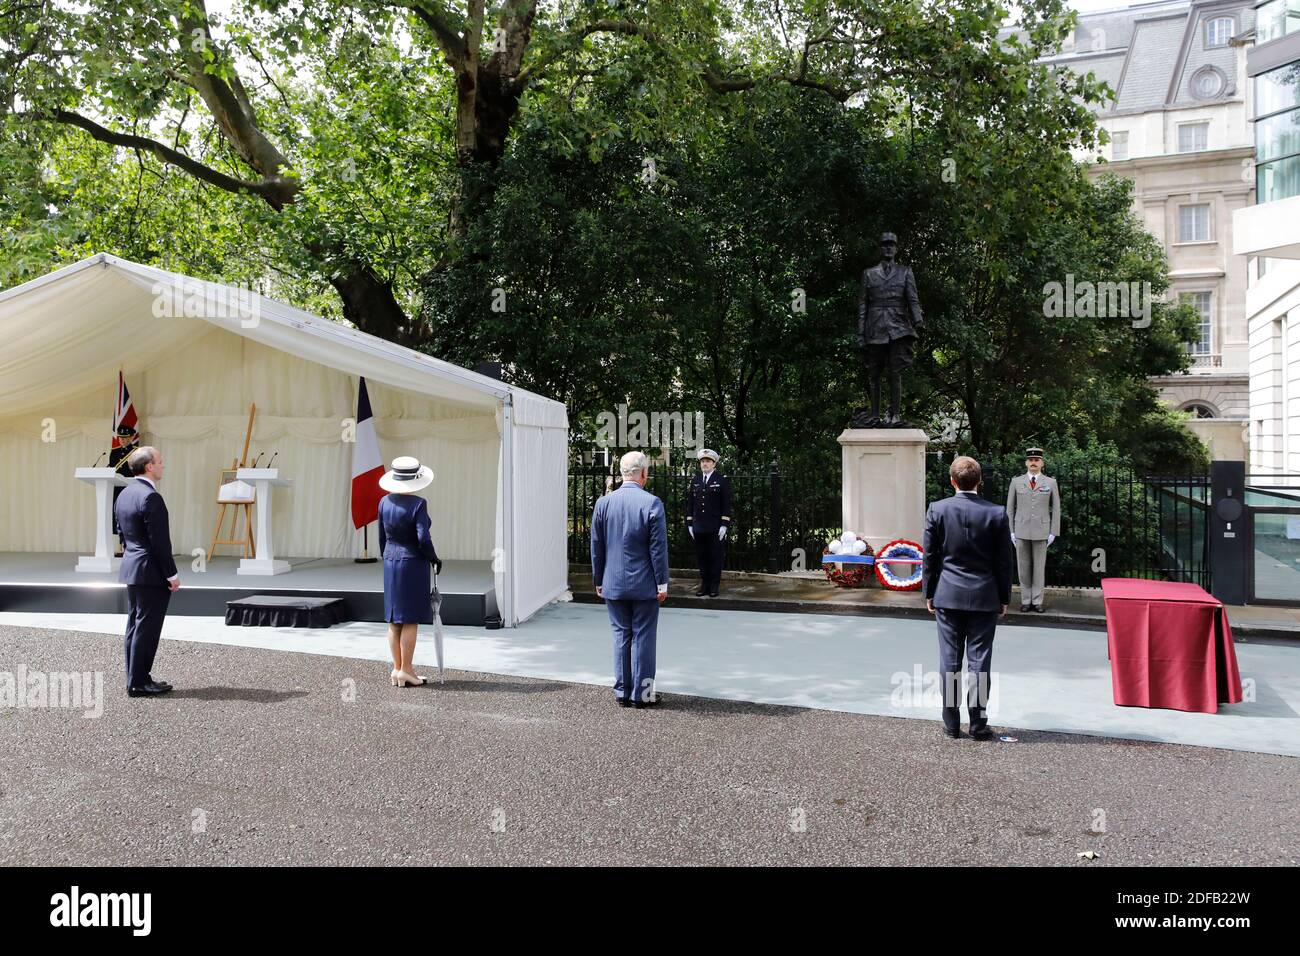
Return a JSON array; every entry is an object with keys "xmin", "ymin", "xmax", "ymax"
[
  {"xmin": 718, "ymin": 526, "xmax": 727, "ymax": 540},
  {"xmin": 688, "ymin": 526, "xmax": 695, "ymax": 539},
  {"xmin": 1047, "ymin": 534, "xmax": 1056, "ymax": 546},
  {"xmin": 1011, "ymin": 533, "xmax": 1018, "ymax": 547}
]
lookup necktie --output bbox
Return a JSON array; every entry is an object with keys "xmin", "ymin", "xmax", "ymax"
[{"xmin": 1030, "ymin": 476, "xmax": 1037, "ymax": 490}]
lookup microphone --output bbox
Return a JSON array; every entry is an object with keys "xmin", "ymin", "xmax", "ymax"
[
  {"xmin": 250, "ymin": 452, "xmax": 264, "ymax": 467},
  {"xmin": 90, "ymin": 450, "xmax": 107, "ymax": 468},
  {"xmin": 266, "ymin": 451, "xmax": 278, "ymax": 468}
]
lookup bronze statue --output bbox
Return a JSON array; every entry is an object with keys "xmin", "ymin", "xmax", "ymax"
[{"xmin": 852, "ymin": 232, "xmax": 923, "ymax": 428}]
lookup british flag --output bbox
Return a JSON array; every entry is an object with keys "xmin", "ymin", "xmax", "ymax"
[{"xmin": 112, "ymin": 370, "xmax": 137, "ymax": 448}]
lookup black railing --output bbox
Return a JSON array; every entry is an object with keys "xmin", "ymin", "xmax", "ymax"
[
  {"xmin": 569, "ymin": 456, "xmax": 1211, "ymax": 588},
  {"xmin": 924, "ymin": 457, "xmax": 1210, "ymax": 589},
  {"xmin": 568, "ymin": 459, "xmax": 840, "ymax": 573}
]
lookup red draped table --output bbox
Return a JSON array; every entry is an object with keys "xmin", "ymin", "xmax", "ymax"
[{"xmin": 1100, "ymin": 578, "xmax": 1243, "ymax": 713}]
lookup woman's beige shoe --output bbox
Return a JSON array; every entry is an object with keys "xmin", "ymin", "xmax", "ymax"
[
  {"xmin": 390, "ymin": 669, "xmax": 401, "ymax": 686},
  {"xmin": 395, "ymin": 670, "xmax": 426, "ymax": 687}
]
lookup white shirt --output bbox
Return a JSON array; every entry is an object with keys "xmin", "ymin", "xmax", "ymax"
[{"xmin": 135, "ymin": 475, "xmax": 178, "ymax": 582}]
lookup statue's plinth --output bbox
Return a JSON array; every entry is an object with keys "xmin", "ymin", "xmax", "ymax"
[{"xmin": 837, "ymin": 428, "xmax": 929, "ymax": 552}]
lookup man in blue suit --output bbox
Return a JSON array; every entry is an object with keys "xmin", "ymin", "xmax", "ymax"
[
  {"xmin": 922, "ymin": 455, "xmax": 1013, "ymax": 740},
  {"xmin": 114, "ymin": 446, "xmax": 180, "ymax": 697},
  {"xmin": 591, "ymin": 451, "xmax": 670, "ymax": 709}
]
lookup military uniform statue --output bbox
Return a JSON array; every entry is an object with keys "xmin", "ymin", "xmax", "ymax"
[
  {"xmin": 1005, "ymin": 447, "xmax": 1060, "ymax": 612},
  {"xmin": 684, "ymin": 448, "xmax": 731, "ymax": 597},
  {"xmin": 855, "ymin": 231, "xmax": 924, "ymax": 428}
]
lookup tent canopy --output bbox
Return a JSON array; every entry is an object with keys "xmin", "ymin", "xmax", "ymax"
[{"xmin": 0, "ymin": 253, "xmax": 569, "ymax": 625}]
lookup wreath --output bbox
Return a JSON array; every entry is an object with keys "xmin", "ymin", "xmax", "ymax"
[
  {"xmin": 822, "ymin": 531, "xmax": 874, "ymax": 589},
  {"xmin": 874, "ymin": 539, "xmax": 924, "ymax": 591}
]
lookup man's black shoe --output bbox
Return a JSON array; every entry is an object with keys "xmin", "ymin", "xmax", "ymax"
[
  {"xmin": 694, "ymin": 588, "xmax": 708, "ymax": 596},
  {"xmin": 151, "ymin": 680, "xmax": 173, "ymax": 691},
  {"xmin": 1032, "ymin": 605, "xmax": 1044, "ymax": 613},
  {"xmin": 970, "ymin": 727, "xmax": 996, "ymax": 741},
  {"xmin": 127, "ymin": 684, "xmax": 168, "ymax": 697},
  {"xmin": 1019, "ymin": 604, "xmax": 1030, "ymax": 612},
  {"xmin": 943, "ymin": 728, "xmax": 962, "ymax": 739},
  {"xmin": 709, "ymin": 591, "xmax": 719, "ymax": 597},
  {"xmin": 616, "ymin": 697, "xmax": 632, "ymax": 708},
  {"xmin": 633, "ymin": 698, "xmax": 661, "ymax": 709}
]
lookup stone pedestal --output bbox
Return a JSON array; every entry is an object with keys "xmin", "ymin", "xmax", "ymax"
[{"xmin": 837, "ymin": 428, "xmax": 929, "ymax": 552}]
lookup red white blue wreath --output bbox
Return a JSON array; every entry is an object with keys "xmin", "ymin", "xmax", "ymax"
[{"xmin": 874, "ymin": 539, "xmax": 924, "ymax": 591}]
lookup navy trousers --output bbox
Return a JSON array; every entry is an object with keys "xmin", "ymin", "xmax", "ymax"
[
  {"xmin": 693, "ymin": 530, "xmax": 723, "ymax": 593},
  {"xmin": 125, "ymin": 584, "xmax": 171, "ymax": 688},
  {"xmin": 935, "ymin": 608, "xmax": 997, "ymax": 733},
  {"xmin": 605, "ymin": 598, "xmax": 659, "ymax": 703}
]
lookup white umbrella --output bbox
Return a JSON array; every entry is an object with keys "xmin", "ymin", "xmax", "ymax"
[{"xmin": 430, "ymin": 571, "xmax": 445, "ymax": 681}]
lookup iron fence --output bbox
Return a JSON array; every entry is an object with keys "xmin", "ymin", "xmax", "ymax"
[{"xmin": 568, "ymin": 455, "xmax": 1211, "ymax": 588}]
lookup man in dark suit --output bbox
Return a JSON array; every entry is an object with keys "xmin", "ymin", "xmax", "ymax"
[
  {"xmin": 683, "ymin": 448, "xmax": 731, "ymax": 597},
  {"xmin": 114, "ymin": 446, "xmax": 180, "ymax": 697},
  {"xmin": 591, "ymin": 451, "xmax": 670, "ymax": 709},
  {"xmin": 922, "ymin": 455, "xmax": 1013, "ymax": 740}
]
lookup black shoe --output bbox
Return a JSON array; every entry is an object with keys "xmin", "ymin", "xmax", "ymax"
[
  {"xmin": 709, "ymin": 591, "xmax": 719, "ymax": 598},
  {"xmin": 150, "ymin": 679, "xmax": 173, "ymax": 691},
  {"xmin": 943, "ymin": 727, "xmax": 962, "ymax": 739},
  {"xmin": 1019, "ymin": 604, "xmax": 1030, "ymax": 612},
  {"xmin": 616, "ymin": 697, "xmax": 632, "ymax": 708},
  {"xmin": 694, "ymin": 588, "xmax": 707, "ymax": 596},
  {"xmin": 127, "ymin": 684, "xmax": 168, "ymax": 697},
  {"xmin": 1032, "ymin": 605, "xmax": 1044, "ymax": 613},
  {"xmin": 633, "ymin": 698, "xmax": 661, "ymax": 709},
  {"xmin": 970, "ymin": 726, "xmax": 995, "ymax": 741}
]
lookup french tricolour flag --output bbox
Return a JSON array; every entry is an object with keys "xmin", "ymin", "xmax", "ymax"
[{"xmin": 350, "ymin": 377, "xmax": 385, "ymax": 529}]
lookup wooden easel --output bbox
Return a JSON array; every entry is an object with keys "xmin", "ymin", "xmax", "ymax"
[{"xmin": 207, "ymin": 404, "xmax": 257, "ymax": 561}]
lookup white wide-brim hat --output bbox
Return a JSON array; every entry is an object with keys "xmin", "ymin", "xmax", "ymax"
[
  {"xmin": 697, "ymin": 448, "xmax": 720, "ymax": 463},
  {"xmin": 379, "ymin": 456, "xmax": 434, "ymax": 494}
]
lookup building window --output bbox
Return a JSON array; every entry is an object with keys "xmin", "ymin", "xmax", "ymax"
[
  {"xmin": 1178, "ymin": 122, "xmax": 1209, "ymax": 152},
  {"xmin": 1206, "ymin": 17, "xmax": 1233, "ymax": 48},
  {"xmin": 1111, "ymin": 130, "xmax": 1129, "ymax": 160},
  {"xmin": 1181, "ymin": 291, "xmax": 1213, "ymax": 357},
  {"xmin": 1191, "ymin": 67, "xmax": 1225, "ymax": 100},
  {"xmin": 1178, "ymin": 204, "xmax": 1211, "ymax": 242},
  {"xmin": 1183, "ymin": 403, "xmax": 1218, "ymax": 419}
]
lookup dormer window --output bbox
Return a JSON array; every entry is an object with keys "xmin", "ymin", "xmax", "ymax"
[{"xmin": 1206, "ymin": 16, "xmax": 1233, "ymax": 48}]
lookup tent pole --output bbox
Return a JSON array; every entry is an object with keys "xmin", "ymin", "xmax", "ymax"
[{"xmin": 500, "ymin": 394, "xmax": 516, "ymax": 628}]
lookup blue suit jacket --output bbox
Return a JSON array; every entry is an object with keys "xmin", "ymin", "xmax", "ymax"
[
  {"xmin": 591, "ymin": 482, "xmax": 670, "ymax": 600},
  {"xmin": 377, "ymin": 494, "xmax": 441, "ymax": 569},
  {"xmin": 922, "ymin": 491, "xmax": 1014, "ymax": 612},
  {"xmin": 114, "ymin": 477, "xmax": 179, "ymax": 587}
]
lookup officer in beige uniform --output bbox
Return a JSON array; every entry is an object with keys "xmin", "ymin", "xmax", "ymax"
[{"xmin": 1005, "ymin": 447, "xmax": 1060, "ymax": 612}]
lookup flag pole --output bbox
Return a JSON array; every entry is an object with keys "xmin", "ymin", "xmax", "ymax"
[{"xmin": 355, "ymin": 522, "xmax": 377, "ymax": 564}]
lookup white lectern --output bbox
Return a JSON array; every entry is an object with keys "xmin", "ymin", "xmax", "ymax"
[
  {"xmin": 75, "ymin": 467, "xmax": 133, "ymax": 573},
  {"xmin": 235, "ymin": 468, "xmax": 293, "ymax": 575}
]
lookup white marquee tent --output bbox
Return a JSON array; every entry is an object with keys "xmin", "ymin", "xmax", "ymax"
[{"xmin": 0, "ymin": 253, "xmax": 570, "ymax": 626}]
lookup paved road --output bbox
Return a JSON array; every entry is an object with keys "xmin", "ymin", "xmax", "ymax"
[{"xmin": 1, "ymin": 625, "xmax": 1296, "ymax": 866}]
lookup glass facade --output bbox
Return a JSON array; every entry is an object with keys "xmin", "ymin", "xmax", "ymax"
[
  {"xmin": 1255, "ymin": 63, "xmax": 1300, "ymax": 202},
  {"xmin": 1257, "ymin": 0, "xmax": 1300, "ymax": 44}
]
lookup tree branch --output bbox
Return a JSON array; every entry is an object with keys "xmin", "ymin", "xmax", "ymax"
[{"xmin": 19, "ymin": 109, "xmax": 286, "ymax": 204}]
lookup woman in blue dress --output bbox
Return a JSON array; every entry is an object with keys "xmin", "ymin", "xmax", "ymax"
[{"xmin": 377, "ymin": 456, "xmax": 441, "ymax": 687}]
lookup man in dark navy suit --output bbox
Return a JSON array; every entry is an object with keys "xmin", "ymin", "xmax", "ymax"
[
  {"xmin": 114, "ymin": 446, "xmax": 180, "ymax": 697},
  {"xmin": 922, "ymin": 455, "xmax": 1013, "ymax": 740},
  {"xmin": 683, "ymin": 448, "xmax": 731, "ymax": 596}
]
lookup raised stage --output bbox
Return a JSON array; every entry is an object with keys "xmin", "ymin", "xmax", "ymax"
[{"xmin": 0, "ymin": 553, "xmax": 500, "ymax": 627}]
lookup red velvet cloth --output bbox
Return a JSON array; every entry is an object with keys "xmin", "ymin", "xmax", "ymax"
[{"xmin": 1101, "ymin": 578, "xmax": 1243, "ymax": 713}]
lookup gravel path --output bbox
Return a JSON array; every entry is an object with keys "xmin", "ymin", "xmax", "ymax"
[{"xmin": 1, "ymin": 625, "xmax": 1295, "ymax": 866}]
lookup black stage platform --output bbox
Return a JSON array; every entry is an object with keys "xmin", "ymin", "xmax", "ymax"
[{"xmin": 0, "ymin": 553, "xmax": 500, "ymax": 627}]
